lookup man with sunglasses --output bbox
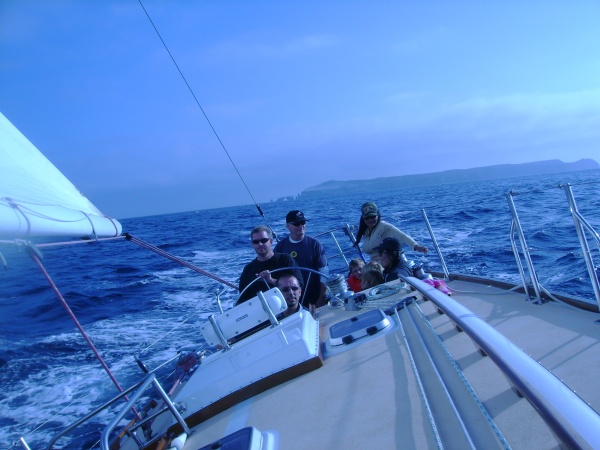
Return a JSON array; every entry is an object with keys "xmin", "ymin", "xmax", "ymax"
[
  {"xmin": 275, "ymin": 274, "xmax": 305, "ymax": 318},
  {"xmin": 275, "ymin": 210, "xmax": 328, "ymax": 308},
  {"xmin": 277, "ymin": 273, "xmax": 316, "ymax": 319},
  {"xmin": 237, "ymin": 225, "xmax": 303, "ymax": 304}
]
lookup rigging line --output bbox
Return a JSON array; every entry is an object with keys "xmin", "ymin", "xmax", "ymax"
[
  {"xmin": 125, "ymin": 233, "xmax": 238, "ymax": 290},
  {"xmin": 137, "ymin": 1, "xmax": 265, "ymax": 211},
  {"xmin": 25, "ymin": 243, "xmax": 142, "ymax": 421}
]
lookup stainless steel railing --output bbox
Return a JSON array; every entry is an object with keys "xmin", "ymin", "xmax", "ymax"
[
  {"xmin": 45, "ymin": 373, "xmax": 189, "ymax": 450},
  {"xmin": 404, "ymin": 276, "xmax": 600, "ymax": 450},
  {"xmin": 311, "ymin": 183, "xmax": 598, "ymax": 309},
  {"xmin": 561, "ymin": 183, "xmax": 600, "ymax": 311},
  {"xmin": 100, "ymin": 373, "xmax": 191, "ymax": 450},
  {"xmin": 505, "ymin": 184, "xmax": 600, "ymax": 310},
  {"xmin": 418, "ymin": 183, "xmax": 599, "ymax": 310},
  {"xmin": 421, "ymin": 209, "xmax": 450, "ymax": 280},
  {"xmin": 506, "ymin": 191, "xmax": 544, "ymax": 303},
  {"xmin": 314, "ymin": 223, "xmax": 364, "ymax": 270}
]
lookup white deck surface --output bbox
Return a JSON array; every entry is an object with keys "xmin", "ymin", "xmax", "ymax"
[
  {"xmin": 440, "ymin": 280, "xmax": 600, "ymax": 450},
  {"xmin": 181, "ymin": 280, "xmax": 600, "ymax": 450}
]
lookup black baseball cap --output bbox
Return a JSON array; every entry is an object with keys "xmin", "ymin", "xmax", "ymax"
[
  {"xmin": 373, "ymin": 237, "xmax": 401, "ymax": 253},
  {"xmin": 286, "ymin": 210, "xmax": 307, "ymax": 225}
]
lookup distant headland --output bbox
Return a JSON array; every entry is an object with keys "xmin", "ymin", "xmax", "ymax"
[{"xmin": 280, "ymin": 159, "xmax": 599, "ymax": 201}]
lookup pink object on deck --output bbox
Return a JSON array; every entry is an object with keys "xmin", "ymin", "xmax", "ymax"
[{"xmin": 422, "ymin": 278, "xmax": 451, "ymax": 295}]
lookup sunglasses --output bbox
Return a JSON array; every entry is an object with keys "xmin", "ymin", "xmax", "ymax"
[
  {"xmin": 281, "ymin": 286, "xmax": 300, "ymax": 292},
  {"xmin": 251, "ymin": 237, "xmax": 270, "ymax": 245},
  {"xmin": 289, "ymin": 222, "xmax": 306, "ymax": 227}
]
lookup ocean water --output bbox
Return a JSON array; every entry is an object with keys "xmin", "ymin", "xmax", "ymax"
[{"xmin": 1, "ymin": 169, "xmax": 599, "ymax": 449}]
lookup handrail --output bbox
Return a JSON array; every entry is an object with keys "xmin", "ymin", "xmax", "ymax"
[
  {"xmin": 257, "ymin": 290, "xmax": 281, "ymax": 326},
  {"xmin": 561, "ymin": 183, "xmax": 600, "ymax": 310},
  {"xmin": 47, "ymin": 374, "xmax": 169, "ymax": 449},
  {"xmin": 506, "ymin": 191, "xmax": 544, "ymax": 303},
  {"xmin": 402, "ymin": 276, "xmax": 600, "ymax": 450},
  {"xmin": 48, "ymin": 373, "xmax": 191, "ymax": 449},
  {"xmin": 101, "ymin": 373, "xmax": 191, "ymax": 450},
  {"xmin": 508, "ymin": 220, "xmax": 532, "ymax": 299},
  {"xmin": 325, "ymin": 229, "xmax": 350, "ymax": 268},
  {"xmin": 321, "ymin": 190, "xmax": 597, "ymax": 309},
  {"xmin": 314, "ymin": 225, "xmax": 362, "ymax": 269},
  {"xmin": 209, "ymin": 314, "xmax": 231, "ymax": 350}
]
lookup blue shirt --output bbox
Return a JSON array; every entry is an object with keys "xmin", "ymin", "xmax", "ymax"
[{"xmin": 275, "ymin": 236, "xmax": 327, "ymax": 306}]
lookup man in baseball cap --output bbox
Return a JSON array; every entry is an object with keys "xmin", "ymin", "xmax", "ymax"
[{"xmin": 275, "ymin": 210, "xmax": 328, "ymax": 307}]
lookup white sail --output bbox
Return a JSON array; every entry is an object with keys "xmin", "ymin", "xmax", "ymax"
[{"xmin": 0, "ymin": 112, "xmax": 122, "ymax": 239}]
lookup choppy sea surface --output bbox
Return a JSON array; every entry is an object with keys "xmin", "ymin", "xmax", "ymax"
[{"xmin": 1, "ymin": 169, "xmax": 599, "ymax": 449}]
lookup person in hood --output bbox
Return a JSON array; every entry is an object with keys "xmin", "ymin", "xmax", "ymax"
[{"xmin": 355, "ymin": 201, "xmax": 428, "ymax": 262}]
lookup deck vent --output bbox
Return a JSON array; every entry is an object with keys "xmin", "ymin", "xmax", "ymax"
[{"xmin": 328, "ymin": 309, "xmax": 391, "ymax": 346}]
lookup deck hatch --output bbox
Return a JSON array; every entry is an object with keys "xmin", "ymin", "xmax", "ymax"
[{"xmin": 328, "ymin": 309, "xmax": 391, "ymax": 346}]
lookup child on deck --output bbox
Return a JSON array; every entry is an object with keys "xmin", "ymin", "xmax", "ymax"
[
  {"xmin": 360, "ymin": 261, "xmax": 384, "ymax": 290},
  {"xmin": 347, "ymin": 258, "xmax": 364, "ymax": 292},
  {"xmin": 361, "ymin": 269, "xmax": 384, "ymax": 290}
]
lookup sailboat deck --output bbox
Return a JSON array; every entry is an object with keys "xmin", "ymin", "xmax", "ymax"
[
  {"xmin": 447, "ymin": 279, "xmax": 600, "ymax": 405},
  {"xmin": 180, "ymin": 279, "xmax": 600, "ymax": 450},
  {"xmin": 445, "ymin": 280, "xmax": 600, "ymax": 439},
  {"xmin": 185, "ymin": 305, "xmax": 439, "ymax": 449}
]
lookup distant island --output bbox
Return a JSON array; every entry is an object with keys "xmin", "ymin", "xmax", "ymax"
[{"xmin": 281, "ymin": 159, "xmax": 599, "ymax": 201}]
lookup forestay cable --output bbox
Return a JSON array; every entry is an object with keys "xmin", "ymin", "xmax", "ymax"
[{"xmin": 137, "ymin": 0, "xmax": 278, "ymax": 240}]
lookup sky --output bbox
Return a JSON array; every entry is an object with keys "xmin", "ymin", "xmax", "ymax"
[{"xmin": 1, "ymin": 1, "xmax": 599, "ymax": 219}]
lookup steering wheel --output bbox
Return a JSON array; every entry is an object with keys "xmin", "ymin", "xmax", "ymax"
[{"xmin": 236, "ymin": 266, "xmax": 331, "ymax": 305}]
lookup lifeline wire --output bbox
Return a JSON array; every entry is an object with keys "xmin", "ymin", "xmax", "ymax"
[{"xmin": 137, "ymin": 0, "xmax": 277, "ymax": 240}]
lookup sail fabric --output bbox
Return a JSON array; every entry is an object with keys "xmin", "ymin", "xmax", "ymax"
[{"xmin": 0, "ymin": 112, "xmax": 122, "ymax": 239}]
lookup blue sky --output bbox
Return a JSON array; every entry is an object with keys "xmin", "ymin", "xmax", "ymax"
[{"xmin": 1, "ymin": 1, "xmax": 599, "ymax": 218}]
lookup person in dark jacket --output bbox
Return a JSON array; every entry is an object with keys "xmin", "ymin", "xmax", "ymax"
[
  {"xmin": 373, "ymin": 237, "xmax": 412, "ymax": 282},
  {"xmin": 275, "ymin": 210, "xmax": 328, "ymax": 307},
  {"xmin": 237, "ymin": 225, "xmax": 303, "ymax": 304}
]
